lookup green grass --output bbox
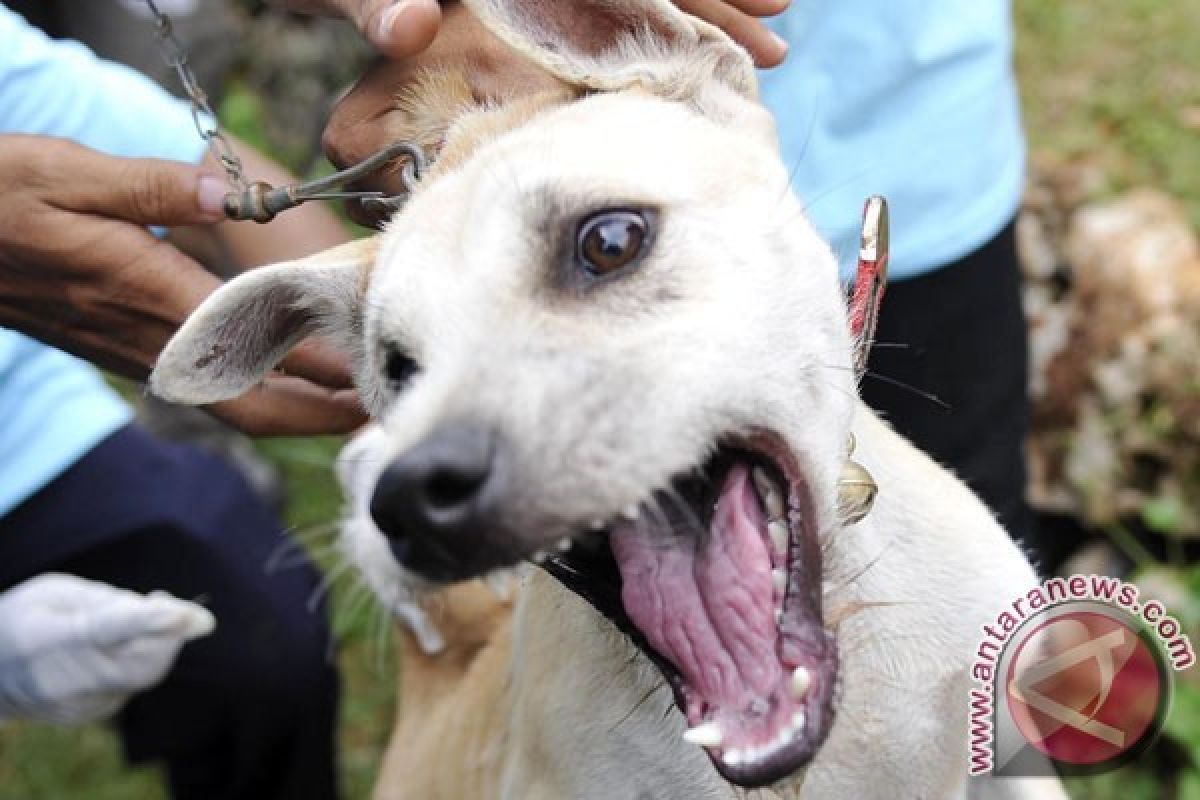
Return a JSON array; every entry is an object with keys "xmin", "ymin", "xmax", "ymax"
[
  {"xmin": 1015, "ymin": 0, "xmax": 1200, "ymax": 224},
  {"xmin": 2, "ymin": 0, "xmax": 1199, "ymax": 795}
]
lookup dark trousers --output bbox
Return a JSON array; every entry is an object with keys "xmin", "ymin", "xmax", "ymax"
[
  {"xmin": 0, "ymin": 425, "xmax": 340, "ymax": 800},
  {"xmin": 860, "ymin": 219, "xmax": 1045, "ymax": 568}
]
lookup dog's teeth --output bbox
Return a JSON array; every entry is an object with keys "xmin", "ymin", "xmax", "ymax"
[
  {"xmin": 622, "ymin": 504, "xmax": 640, "ymax": 521},
  {"xmin": 791, "ymin": 710, "xmax": 806, "ymax": 732},
  {"xmin": 768, "ymin": 520, "xmax": 788, "ymax": 554},
  {"xmin": 556, "ymin": 537, "xmax": 572, "ymax": 552},
  {"xmin": 589, "ymin": 518, "xmax": 606, "ymax": 531},
  {"xmin": 790, "ymin": 666, "xmax": 812, "ymax": 699},
  {"xmin": 723, "ymin": 749, "xmax": 744, "ymax": 767},
  {"xmin": 753, "ymin": 467, "xmax": 786, "ymax": 519},
  {"xmin": 772, "ymin": 569, "xmax": 787, "ymax": 595},
  {"xmin": 531, "ymin": 550, "xmax": 549, "ymax": 564},
  {"xmin": 682, "ymin": 722, "xmax": 723, "ymax": 748}
]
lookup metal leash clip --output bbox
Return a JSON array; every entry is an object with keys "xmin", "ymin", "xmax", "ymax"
[
  {"xmin": 222, "ymin": 141, "xmax": 429, "ymax": 226},
  {"xmin": 847, "ymin": 195, "xmax": 890, "ymax": 379}
]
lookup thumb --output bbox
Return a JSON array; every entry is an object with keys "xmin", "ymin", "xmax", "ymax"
[
  {"xmin": 51, "ymin": 142, "xmax": 229, "ymax": 226},
  {"xmin": 352, "ymin": 0, "xmax": 441, "ymax": 59},
  {"xmin": 84, "ymin": 594, "xmax": 216, "ymax": 648}
]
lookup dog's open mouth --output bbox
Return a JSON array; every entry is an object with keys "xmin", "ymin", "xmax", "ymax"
[{"xmin": 541, "ymin": 431, "xmax": 838, "ymax": 788}]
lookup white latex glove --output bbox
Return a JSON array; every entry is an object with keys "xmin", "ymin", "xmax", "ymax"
[{"xmin": 0, "ymin": 574, "xmax": 216, "ymax": 724}]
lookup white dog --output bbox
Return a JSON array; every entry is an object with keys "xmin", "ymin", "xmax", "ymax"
[{"xmin": 152, "ymin": 1, "xmax": 1067, "ymax": 797}]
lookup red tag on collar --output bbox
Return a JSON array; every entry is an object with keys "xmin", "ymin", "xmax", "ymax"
[{"xmin": 848, "ymin": 196, "xmax": 889, "ymax": 377}]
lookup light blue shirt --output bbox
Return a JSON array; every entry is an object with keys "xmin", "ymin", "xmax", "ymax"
[
  {"xmin": 759, "ymin": 1, "xmax": 1025, "ymax": 280},
  {"xmin": 0, "ymin": 5, "xmax": 206, "ymax": 516}
]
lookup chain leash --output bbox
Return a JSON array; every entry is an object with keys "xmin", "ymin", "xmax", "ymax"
[
  {"xmin": 141, "ymin": 0, "xmax": 423, "ymax": 226},
  {"xmin": 145, "ymin": 0, "xmax": 248, "ymax": 191}
]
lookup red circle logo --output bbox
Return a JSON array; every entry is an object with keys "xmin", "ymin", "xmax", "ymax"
[{"xmin": 1005, "ymin": 610, "xmax": 1163, "ymax": 766}]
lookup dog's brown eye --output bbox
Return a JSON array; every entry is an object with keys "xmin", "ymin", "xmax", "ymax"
[{"xmin": 577, "ymin": 211, "xmax": 649, "ymax": 277}]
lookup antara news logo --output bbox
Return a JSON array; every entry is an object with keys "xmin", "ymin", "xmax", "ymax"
[{"xmin": 968, "ymin": 574, "xmax": 1195, "ymax": 777}]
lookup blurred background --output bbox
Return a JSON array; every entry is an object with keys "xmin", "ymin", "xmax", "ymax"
[{"xmin": 0, "ymin": 0, "xmax": 1198, "ymax": 797}]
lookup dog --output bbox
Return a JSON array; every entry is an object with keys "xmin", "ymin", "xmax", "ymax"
[{"xmin": 151, "ymin": 1, "xmax": 1069, "ymax": 797}]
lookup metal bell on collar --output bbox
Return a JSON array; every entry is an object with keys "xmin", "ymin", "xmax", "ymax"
[{"xmin": 837, "ymin": 458, "xmax": 877, "ymax": 527}]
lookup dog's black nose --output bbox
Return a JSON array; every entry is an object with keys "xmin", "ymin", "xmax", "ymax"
[{"xmin": 369, "ymin": 424, "xmax": 506, "ymax": 580}]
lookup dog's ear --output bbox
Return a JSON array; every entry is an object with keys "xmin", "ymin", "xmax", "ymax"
[
  {"xmin": 150, "ymin": 237, "xmax": 375, "ymax": 406},
  {"xmin": 461, "ymin": 0, "xmax": 758, "ymax": 101}
]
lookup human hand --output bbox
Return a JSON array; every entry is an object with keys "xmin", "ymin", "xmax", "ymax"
[
  {"xmin": 0, "ymin": 134, "xmax": 366, "ymax": 436},
  {"xmin": 282, "ymin": 0, "xmax": 787, "ymax": 65},
  {"xmin": 0, "ymin": 574, "xmax": 215, "ymax": 725},
  {"xmin": 321, "ymin": 1, "xmax": 789, "ymax": 227},
  {"xmin": 673, "ymin": 0, "xmax": 791, "ymax": 67}
]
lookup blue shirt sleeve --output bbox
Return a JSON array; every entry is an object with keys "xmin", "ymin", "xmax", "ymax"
[
  {"xmin": 0, "ymin": 4, "xmax": 208, "ymax": 162},
  {"xmin": 0, "ymin": 4, "xmax": 211, "ymax": 517}
]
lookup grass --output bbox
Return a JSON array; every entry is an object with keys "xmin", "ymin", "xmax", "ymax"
[
  {"xmin": 2, "ymin": 0, "xmax": 1198, "ymax": 796},
  {"xmin": 1014, "ymin": 0, "xmax": 1200, "ymax": 224}
]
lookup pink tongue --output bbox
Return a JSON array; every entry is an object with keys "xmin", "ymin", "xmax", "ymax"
[{"xmin": 611, "ymin": 464, "xmax": 781, "ymax": 721}]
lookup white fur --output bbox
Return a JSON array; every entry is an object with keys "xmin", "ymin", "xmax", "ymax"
[{"xmin": 151, "ymin": 0, "xmax": 1067, "ymax": 796}]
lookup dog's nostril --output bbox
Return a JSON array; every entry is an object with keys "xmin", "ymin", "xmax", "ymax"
[
  {"xmin": 370, "ymin": 425, "xmax": 500, "ymax": 544},
  {"xmin": 425, "ymin": 466, "xmax": 488, "ymax": 511}
]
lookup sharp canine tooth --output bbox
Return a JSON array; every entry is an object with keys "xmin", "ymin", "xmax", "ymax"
[
  {"xmin": 773, "ymin": 569, "xmax": 787, "ymax": 594},
  {"xmin": 531, "ymin": 550, "xmax": 548, "ymax": 564},
  {"xmin": 791, "ymin": 711, "xmax": 806, "ymax": 731},
  {"xmin": 791, "ymin": 666, "xmax": 812, "ymax": 699},
  {"xmin": 682, "ymin": 722, "xmax": 723, "ymax": 747},
  {"xmin": 753, "ymin": 467, "xmax": 786, "ymax": 519},
  {"xmin": 622, "ymin": 504, "xmax": 640, "ymax": 521},
  {"xmin": 556, "ymin": 537, "xmax": 572, "ymax": 552},
  {"xmin": 724, "ymin": 749, "xmax": 744, "ymax": 767},
  {"xmin": 590, "ymin": 518, "xmax": 606, "ymax": 531},
  {"xmin": 768, "ymin": 520, "xmax": 788, "ymax": 553}
]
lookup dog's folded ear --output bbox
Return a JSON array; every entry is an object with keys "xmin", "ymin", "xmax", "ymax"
[
  {"xmin": 149, "ymin": 237, "xmax": 376, "ymax": 406},
  {"xmin": 462, "ymin": 0, "xmax": 758, "ymax": 101}
]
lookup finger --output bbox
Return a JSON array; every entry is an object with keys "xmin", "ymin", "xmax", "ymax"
[
  {"xmin": 280, "ymin": 338, "xmax": 358, "ymax": 390},
  {"xmin": 673, "ymin": 0, "xmax": 789, "ymax": 67},
  {"xmin": 47, "ymin": 142, "xmax": 228, "ymax": 226},
  {"xmin": 714, "ymin": 0, "xmax": 791, "ymax": 16},
  {"xmin": 144, "ymin": 593, "xmax": 218, "ymax": 640},
  {"xmin": 208, "ymin": 377, "xmax": 367, "ymax": 437},
  {"xmin": 357, "ymin": 0, "xmax": 442, "ymax": 59},
  {"xmin": 84, "ymin": 597, "xmax": 205, "ymax": 648}
]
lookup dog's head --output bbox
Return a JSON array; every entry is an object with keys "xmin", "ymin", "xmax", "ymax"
[{"xmin": 152, "ymin": 0, "xmax": 857, "ymax": 787}]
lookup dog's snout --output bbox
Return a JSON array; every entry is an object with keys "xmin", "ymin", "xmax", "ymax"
[{"xmin": 370, "ymin": 425, "xmax": 509, "ymax": 580}]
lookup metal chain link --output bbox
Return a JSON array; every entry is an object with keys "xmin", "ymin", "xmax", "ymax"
[
  {"xmin": 139, "ymin": 0, "xmax": 425, "ymax": 226},
  {"xmin": 143, "ymin": 0, "xmax": 247, "ymax": 191}
]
